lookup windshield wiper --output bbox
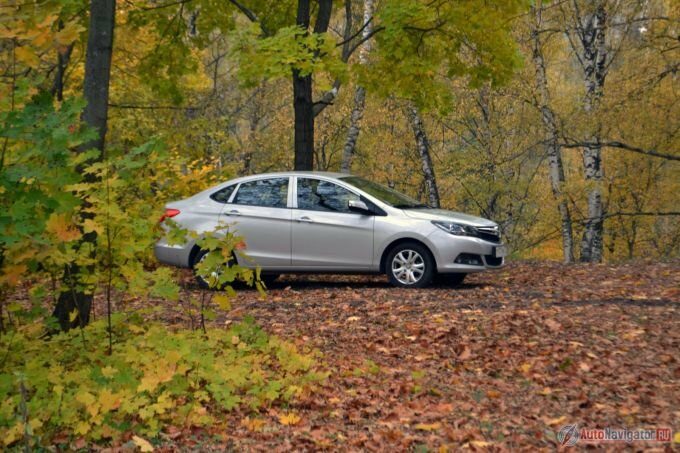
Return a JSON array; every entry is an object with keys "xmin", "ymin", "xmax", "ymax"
[{"xmin": 393, "ymin": 203, "xmax": 430, "ymax": 209}]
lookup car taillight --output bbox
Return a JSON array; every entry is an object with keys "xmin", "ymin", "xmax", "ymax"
[{"xmin": 159, "ymin": 208, "xmax": 180, "ymax": 223}]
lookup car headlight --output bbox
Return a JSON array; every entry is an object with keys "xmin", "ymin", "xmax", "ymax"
[{"xmin": 432, "ymin": 221, "xmax": 477, "ymax": 236}]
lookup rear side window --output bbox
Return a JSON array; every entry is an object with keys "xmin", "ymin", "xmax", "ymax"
[
  {"xmin": 297, "ymin": 178, "xmax": 359, "ymax": 213},
  {"xmin": 233, "ymin": 178, "xmax": 289, "ymax": 208},
  {"xmin": 210, "ymin": 185, "xmax": 236, "ymax": 203}
]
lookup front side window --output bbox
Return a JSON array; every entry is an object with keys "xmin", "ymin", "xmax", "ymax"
[
  {"xmin": 233, "ymin": 178, "xmax": 289, "ymax": 208},
  {"xmin": 297, "ymin": 178, "xmax": 359, "ymax": 213}
]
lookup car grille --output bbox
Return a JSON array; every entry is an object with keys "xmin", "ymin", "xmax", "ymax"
[{"xmin": 475, "ymin": 226, "xmax": 501, "ymax": 243}]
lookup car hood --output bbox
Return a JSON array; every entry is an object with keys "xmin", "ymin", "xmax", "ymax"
[{"xmin": 402, "ymin": 208, "xmax": 497, "ymax": 227}]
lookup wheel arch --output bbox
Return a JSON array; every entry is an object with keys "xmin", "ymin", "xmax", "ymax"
[
  {"xmin": 188, "ymin": 243, "xmax": 242, "ymax": 268},
  {"xmin": 379, "ymin": 237, "xmax": 436, "ymax": 274}
]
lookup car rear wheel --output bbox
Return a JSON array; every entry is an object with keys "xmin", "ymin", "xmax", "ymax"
[
  {"xmin": 192, "ymin": 249, "xmax": 230, "ymax": 289},
  {"xmin": 386, "ymin": 242, "xmax": 435, "ymax": 288},
  {"xmin": 260, "ymin": 273, "xmax": 280, "ymax": 287}
]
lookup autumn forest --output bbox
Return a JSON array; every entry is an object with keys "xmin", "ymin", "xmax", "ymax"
[{"xmin": 0, "ymin": 0, "xmax": 678, "ymax": 450}]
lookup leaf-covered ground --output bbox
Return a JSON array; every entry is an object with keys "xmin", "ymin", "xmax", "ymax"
[{"xmin": 148, "ymin": 261, "xmax": 679, "ymax": 450}]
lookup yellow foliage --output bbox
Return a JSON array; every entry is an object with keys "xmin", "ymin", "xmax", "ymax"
[
  {"xmin": 14, "ymin": 46, "xmax": 40, "ymax": 68},
  {"xmin": 132, "ymin": 435, "xmax": 155, "ymax": 452},
  {"xmin": 278, "ymin": 412, "xmax": 301, "ymax": 426},
  {"xmin": 46, "ymin": 213, "xmax": 81, "ymax": 242}
]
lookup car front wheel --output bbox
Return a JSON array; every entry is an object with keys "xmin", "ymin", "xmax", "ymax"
[{"xmin": 386, "ymin": 243, "xmax": 435, "ymax": 288}]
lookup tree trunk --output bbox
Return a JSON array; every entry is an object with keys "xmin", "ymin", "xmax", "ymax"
[
  {"xmin": 293, "ymin": 71, "xmax": 314, "ymax": 170},
  {"xmin": 341, "ymin": 0, "xmax": 374, "ymax": 173},
  {"xmin": 578, "ymin": 2, "xmax": 607, "ymax": 263},
  {"xmin": 51, "ymin": 21, "xmax": 74, "ymax": 102},
  {"xmin": 406, "ymin": 105, "xmax": 440, "ymax": 208},
  {"xmin": 476, "ymin": 86, "xmax": 501, "ymax": 219},
  {"xmin": 52, "ymin": 0, "xmax": 116, "ymax": 331},
  {"xmin": 292, "ymin": 0, "xmax": 332, "ymax": 170},
  {"xmin": 531, "ymin": 3, "xmax": 575, "ymax": 263}
]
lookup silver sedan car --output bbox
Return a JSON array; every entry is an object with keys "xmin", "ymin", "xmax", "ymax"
[{"xmin": 155, "ymin": 172, "xmax": 507, "ymax": 288}]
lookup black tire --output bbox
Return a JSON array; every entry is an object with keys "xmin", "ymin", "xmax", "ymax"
[
  {"xmin": 436, "ymin": 273, "xmax": 466, "ymax": 287},
  {"xmin": 385, "ymin": 242, "xmax": 435, "ymax": 288},
  {"xmin": 259, "ymin": 273, "xmax": 280, "ymax": 287}
]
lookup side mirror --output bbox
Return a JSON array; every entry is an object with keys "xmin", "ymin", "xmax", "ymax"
[{"xmin": 348, "ymin": 199, "xmax": 371, "ymax": 215}]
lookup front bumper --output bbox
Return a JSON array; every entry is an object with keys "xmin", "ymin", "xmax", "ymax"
[{"xmin": 427, "ymin": 229, "xmax": 506, "ymax": 273}]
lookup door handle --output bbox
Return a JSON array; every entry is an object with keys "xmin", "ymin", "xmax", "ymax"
[
  {"xmin": 228, "ymin": 209, "xmax": 240, "ymax": 216},
  {"xmin": 298, "ymin": 216, "xmax": 313, "ymax": 222}
]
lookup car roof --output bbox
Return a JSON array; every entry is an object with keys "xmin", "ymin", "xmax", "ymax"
[
  {"xmin": 224, "ymin": 171, "xmax": 351, "ymax": 183},
  {"xmin": 246, "ymin": 171, "xmax": 348, "ymax": 178}
]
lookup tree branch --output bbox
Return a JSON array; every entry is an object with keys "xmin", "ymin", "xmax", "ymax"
[
  {"xmin": 561, "ymin": 141, "xmax": 680, "ymax": 161},
  {"xmin": 228, "ymin": 0, "xmax": 269, "ymax": 35},
  {"xmin": 108, "ymin": 103, "xmax": 198, "ymax": 111},
  {"xmin": 344, "ymin": 26, "xmax": 384, "ymax": 61},
  {"xmin": 229, "ymin": 0, "xmax": 258, "ymax": 22},
  {"xmin": 140, "ymin": 0, "xmax": 194, "ymax": 11}
]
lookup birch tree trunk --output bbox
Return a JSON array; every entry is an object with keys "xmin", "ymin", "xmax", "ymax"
[
  {"xmin": 406, "ymin": 105, "xmax": 440, "ymax": 208},
  {"xmin": 531, "ymin": 3, "xmax": 575, "ymax": 263},
  {"xmin": 341, "ymin": 0, "xmax": 373, "ymax": 173},
  {"xmin": 577, "ymin": 2, "xmax": 607, "ymax": 262},
  {"xmin": 476, "ymin": 86, "xmax": 500, "ymax": 219}
]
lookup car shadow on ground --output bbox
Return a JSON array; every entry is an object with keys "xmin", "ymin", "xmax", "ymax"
[
  {"xmin": 180, "ymin": 274, "xmax": 491, "ymax": 292},
  {"xmin": 257, "ymin": 277, "xmax": 490, "ymax": 291}
]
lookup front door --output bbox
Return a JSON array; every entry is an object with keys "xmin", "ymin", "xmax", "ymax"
[
  {"xmin": 292, "ymin": 177, "xmax": 374, "ymax": 269},
  {"xmin": 220, "ymin": 177, "xmax": 291, "ymax": 268}
]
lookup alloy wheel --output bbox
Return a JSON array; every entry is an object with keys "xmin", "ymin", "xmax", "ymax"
[{"xmin": 391, "ymin": 249, "xmax": 425, "ymax": 285}]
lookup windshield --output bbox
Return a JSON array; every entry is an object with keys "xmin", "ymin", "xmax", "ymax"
[{"xmin": 340, "ymin": 176, "xmax": 428, "ymax": 208}]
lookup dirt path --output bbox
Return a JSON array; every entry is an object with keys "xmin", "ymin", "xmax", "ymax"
[{"xmin": 154, "ymin": 261, "xmax": 679, "ymax": 451}]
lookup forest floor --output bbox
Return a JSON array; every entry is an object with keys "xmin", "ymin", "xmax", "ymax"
[{"xmin": 141, "ymin": 261, "xmax": 679, "ymax": 450}]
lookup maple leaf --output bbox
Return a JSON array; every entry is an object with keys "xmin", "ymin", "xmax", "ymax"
[
  {"xmin": 486, "ymin": 390, "xmax": 501, "ymax": 399},
  {"xmin": 214, "ymin": 294, "xmax": 232, "ymax": 311},
  {"xmin": 46, "ymin": 213, "xmax": 81, "ymax": 242},
  {"xmin": 14, "ymin": 46, "xmax": 40, "ymax": 68},
  {"xmin": 99, "ymin": 388, "xmax": 121, "ymax": 413},
  {"xmin": 457, "ymin": 346, "xmax": 472, "ymax": 360},
  {"xmin": 546, "ymin": 416, "xmax": 567, "ymax": 426},
  {"xmin": 0, "ymin": 264, "xmax": 27, "ymax": 286},
  {"xmin": 241, "ymin": 417, "xmax": 266, "ymax": 432},
  {"xmin": 278, "ymin": 412, "xmax": 301, "ymax": 426},
  {"xmin": 101, "ymin": 366, "xmax": 118, "ymax": 378},
  {"xmin": 133, "ymin": 435, "xmax": 154, "ymax": 452},
  {"xmin": 54, "ymin": 22, "xmax": 84, "ymax": 46},
  {"xmin": 69, "ymin": 309, "xmax": 79, "ymax": 323},
  {"xmin": 415, "ymin": 422, "xmax": 441, "ymax": 431},
  {"xmin": 544, "ymin": 319, "xmax": 561, "ymax": 332},
  {"xmin": 82, "ymin": 219, "xmax": 104, "ymax": 235}
]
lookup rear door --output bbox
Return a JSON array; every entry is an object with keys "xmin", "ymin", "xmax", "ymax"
[
  {"xmin": 291, "ymin": 177, "xmax": 374, "ymax": 269},
  {"xmin": 219, "ymin": 177, "xmax": 292, "ymax": 268}
]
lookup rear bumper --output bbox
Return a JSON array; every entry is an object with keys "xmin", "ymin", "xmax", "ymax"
[
  {"xmin": 427, "ymin": 230, "xmax": 506, "ymax": 273},
  {"xmin": 154, "ymin": 238, "xmax": 193, "ymax": 268}
]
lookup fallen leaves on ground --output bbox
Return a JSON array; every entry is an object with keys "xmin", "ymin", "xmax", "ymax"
[{"xmin": 120, "ymin": 261, "xmax": 679, "ymax": 450}]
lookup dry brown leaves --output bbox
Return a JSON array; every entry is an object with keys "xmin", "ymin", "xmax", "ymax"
[{"xmin": 129, "ymin": 260, "xmax": 680, "ymax": 451}]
